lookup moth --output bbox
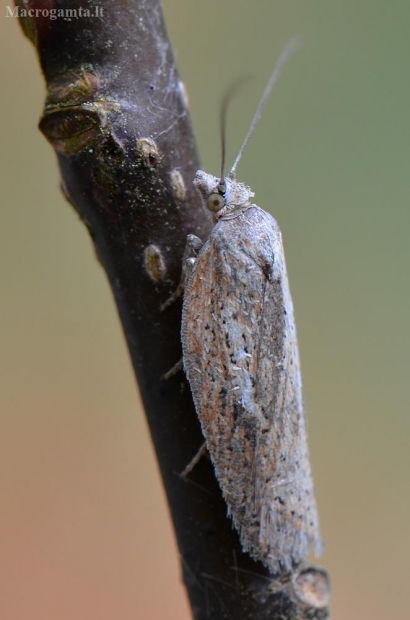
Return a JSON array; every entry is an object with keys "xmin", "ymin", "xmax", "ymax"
[{"xmin": 180, "ymin": 39, "xmax": 322, "ymax": 574}]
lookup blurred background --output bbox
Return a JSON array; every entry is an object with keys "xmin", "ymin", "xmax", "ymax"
[{"xmin": 1, "ymin": 1, "xmax": 409, "ymax": 618}]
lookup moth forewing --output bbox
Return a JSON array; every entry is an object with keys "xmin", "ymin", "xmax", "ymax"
[{"xmin": 181, "ymin": 171, "xmax": 322, "ymax": 574}]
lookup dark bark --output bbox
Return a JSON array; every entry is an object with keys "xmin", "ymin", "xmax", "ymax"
[{"xmin": 15, "ymin": 0, "xmax": 330, "ymax": 617}]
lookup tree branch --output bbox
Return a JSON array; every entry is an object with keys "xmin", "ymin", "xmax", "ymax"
[{"xmin": 16, "ymin": 0, "xmax": 330, "ymax": 617}]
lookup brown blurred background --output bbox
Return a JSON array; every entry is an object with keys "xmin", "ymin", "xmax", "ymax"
[{"xmin": 1, "ymin": 1, "xmax": 409, "ymax": 618}]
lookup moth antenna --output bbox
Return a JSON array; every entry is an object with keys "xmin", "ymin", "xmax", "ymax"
[
  {"xmin": 219, "ymin": 90, "xmax": 228, "ymax": 193},
  {"xmin": 230, "ymin": 36, "xmax": 301, "ymax": 176},
  {"xmin": 219, "ymin": 78, "xmax": 250, "ymax": 193}
]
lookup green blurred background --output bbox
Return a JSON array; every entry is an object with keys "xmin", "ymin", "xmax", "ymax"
[{"xmin": 1, "ymin": 1, "xmax": 409, "ymax": 618}]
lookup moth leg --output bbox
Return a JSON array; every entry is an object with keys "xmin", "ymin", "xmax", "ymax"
[
  {"xmin": 179, "ymin": 441, "xmax": 208, "ymax": 478},
  {"xmin": 161, "ymin": 359, "xmax": 183, "ymax": 381},
  {"xmin": 160, "ymin": 234, "xmax": 203, "ymax": 311}
]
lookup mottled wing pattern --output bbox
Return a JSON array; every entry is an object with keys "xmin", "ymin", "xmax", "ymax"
[{"xmin": 181, "ymin": 205, "xmax": 322, "ymax": 573}]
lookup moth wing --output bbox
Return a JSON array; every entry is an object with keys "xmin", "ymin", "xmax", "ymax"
[
  {"xmin": 182, "ymin": 206, "xmax": 322, "ymax": 573},
  {"xmin": 250, "ymin": 211, "xmax": 322, "ymax": 572},
  {"xmin": 182, "ymin": 212, "xmax": 264, "ymax": 519}
]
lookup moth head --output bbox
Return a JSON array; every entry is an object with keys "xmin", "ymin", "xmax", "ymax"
[{"xmin": 194, "ymin": 170, "xmax": 254, "ymax": 221}]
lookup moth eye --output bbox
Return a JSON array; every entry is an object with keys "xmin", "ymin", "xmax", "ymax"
[{"xmin": 207, "ymin": 193, "xmax": 225, "ymax": 213}]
